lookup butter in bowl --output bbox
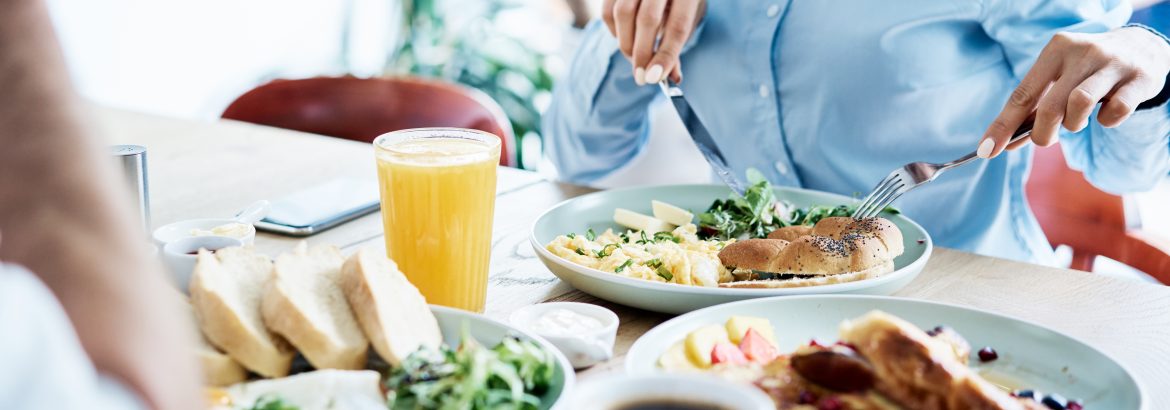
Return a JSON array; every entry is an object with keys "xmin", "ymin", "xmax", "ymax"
[{"xmin": 510, "ymin": 302, "xmax": 619, "ymax": 369}]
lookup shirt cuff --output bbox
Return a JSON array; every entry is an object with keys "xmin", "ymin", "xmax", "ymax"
[
  {"xmin": 1108, "ymin": 97, "xmax": 1170, "ymax": 145},
  {"xmin": 1125, "ymin": 24, "xmax": 1170, "ymax": 111}
]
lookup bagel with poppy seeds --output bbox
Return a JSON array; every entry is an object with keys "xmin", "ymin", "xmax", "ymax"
[
  {"xmin": 718, "ymin": 217, "xmax": 903, "ymax": 288},
  {"xmin": 767, "ymin": 225, "xmax": 812, "ymax": 242}
]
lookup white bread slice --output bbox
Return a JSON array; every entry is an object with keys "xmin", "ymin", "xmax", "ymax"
[
  {"xmin": 197, "ymin": 334, "xmax": 248, "ymax": 386},
  {"xmin": 340, "ymin": 247, "xmax": 441, "ymax": 365},
  {"xmin": 184, "ymin": 300, "xmax": 248, "ymax": 386},
  {"xmin": 227, "ymin": 369, "xmax": 385, "ymax": 410},
  {"xmin": 262, "ymin": 242, "xmax": 368, "ymax": 370},
  {"xmin": 190, "ymin": 246, "xmax": 293, "ymax": 377}
]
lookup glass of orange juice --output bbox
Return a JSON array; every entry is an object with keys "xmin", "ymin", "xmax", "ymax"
[{"xmin": 373, "ymin": 128, "xmax": 500, "ymax": 312}]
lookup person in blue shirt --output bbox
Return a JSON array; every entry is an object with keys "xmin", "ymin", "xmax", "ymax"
[
  {"xmin": 544, "ymin": 0, "xmax": 1170, "ymax": 265},
  {"xmin": 1132, "ymin": 0, "xmax": 1170, "ymax": 35}
]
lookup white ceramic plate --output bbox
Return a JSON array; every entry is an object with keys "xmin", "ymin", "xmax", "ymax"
[
  {"xmin": 626, "ymin": 295, "xmax": 1144, "ymax": 409},
  {"xmin": 530, "ymin": 184, "xmax": 932, "ymax": 314},
  {"xmin": 430, "ymin": 305, "xmax": 576, "ymax": 410}
]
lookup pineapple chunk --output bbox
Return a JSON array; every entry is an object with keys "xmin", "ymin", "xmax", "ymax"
[
  {"xmin": 726, "ymin": 316, "xmax": 777, "ymax": 345},
  {"xmin": 651, "ymin": 200, "xmax": 694, "ymax": 226},
  {"xmin": 658, "ymin": 342, "xmax": 703, "ymax": 372},
  {"xmin": 685, "ymin": 324, "xmax": 731, "ymax": 368},
  {"xmin": 614, "ymin": 208, "xmax": 675, "ymax": 233}
]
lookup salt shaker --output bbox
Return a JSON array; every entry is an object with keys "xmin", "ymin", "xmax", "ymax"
[{"xmin": 110, "ymin": 145, "xmax": 150, "ymax": 232}]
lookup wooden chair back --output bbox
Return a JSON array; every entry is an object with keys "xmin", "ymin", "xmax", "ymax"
[
  {"xmin": 222, "ymin": 76, "xmax": 515, "ymax": 166},
  {"xmin": 1025, "ymin": 144, "xmax": 1170, "ymax": 282}
]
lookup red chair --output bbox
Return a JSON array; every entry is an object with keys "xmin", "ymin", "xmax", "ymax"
[
  {"xmin": 222, "ymin": 76, "xmax": 516, "ymax": 166},
  {"xmin": 1025, "ymin": 144, "xmax": 1170, "ymax": 282}
]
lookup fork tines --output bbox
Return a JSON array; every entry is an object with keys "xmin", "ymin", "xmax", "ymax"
[{"xmin": 852, "ymin": 170, "xmax": 906, "ymax": 220}]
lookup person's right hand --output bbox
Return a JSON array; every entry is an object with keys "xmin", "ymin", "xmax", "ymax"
[{"xmin": 601, "ymin": 0, "xmax": 706, "ymax": 85}]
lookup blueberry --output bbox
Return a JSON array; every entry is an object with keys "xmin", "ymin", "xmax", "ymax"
[
  {"xmin": 798, "ymin": 390, "xmax": 817, "ymax": 404},
  {"xmin": 1042, "ymin": 393, "xmax": 1068, "ymax": 410},
  {"xmin": 1013, "ymin": 389, "xmax": 1036, "ymax": 399}
]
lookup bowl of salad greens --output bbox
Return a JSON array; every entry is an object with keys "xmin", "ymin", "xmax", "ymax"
[
  {"xmin": 530, "ymin": 181, "xmax": 932, "ymax": 314},
  {"xmin": 384, "ymin": 305, "xmax": 574, "ymax": 410}
]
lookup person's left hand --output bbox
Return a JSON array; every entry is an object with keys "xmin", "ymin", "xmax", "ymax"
[{"xmin": 978, "ymin": 27, "xmax": 1170, "ymax": 158}]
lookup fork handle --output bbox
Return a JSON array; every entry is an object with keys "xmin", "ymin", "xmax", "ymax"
[{"xmin": 942, "ymin": 117, "xmax": 1035, "ymax": 170}]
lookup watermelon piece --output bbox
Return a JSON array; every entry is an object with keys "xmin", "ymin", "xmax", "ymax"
[
  {"xmin": 710, "ymin": 342, "xmax": 749, "ymax": 365},
  {"xmin": 739, "ymin": 328, "xmax": 778, "ymax": 363}
]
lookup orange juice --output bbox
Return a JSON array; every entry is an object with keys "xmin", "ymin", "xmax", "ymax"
[{"xmin": 374, "ymin": 128, "xmax": 500, "ymax": 312}]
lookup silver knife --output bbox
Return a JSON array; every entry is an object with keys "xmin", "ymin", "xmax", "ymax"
[{"xmin": 659, "ymin": 81, "xmax": 748, "ymax": 196}]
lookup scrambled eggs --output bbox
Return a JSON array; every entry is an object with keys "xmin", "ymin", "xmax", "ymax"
[{"xmin": 547, "ymin": 224, "xmax": 733, "ymax": 287}]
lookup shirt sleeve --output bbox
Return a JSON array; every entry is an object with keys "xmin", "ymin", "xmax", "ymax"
[
  {"xmin": 0, "ymin": 263, "xmax": 146, "ymax": 410},
  {"xmin": 981, "ymin": 0, "xmax": 1170, "ymax": 194},
  {"xmin": 542, "ymin": 19, "xmax": 706, "ymax": 184}
]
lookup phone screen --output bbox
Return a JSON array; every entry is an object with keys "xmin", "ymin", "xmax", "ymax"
[{"xmin": 262, "ymin": 178, "xmax": 380, "ymax": 228}]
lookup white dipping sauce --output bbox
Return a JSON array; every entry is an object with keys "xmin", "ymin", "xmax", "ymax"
[
  {"xmin": 190, "ymin": 222, "xmax": 250, "ymax": 239},
  {"xmin": 531, "ymin": 308, "xmax": 604, "ymax": 336}
]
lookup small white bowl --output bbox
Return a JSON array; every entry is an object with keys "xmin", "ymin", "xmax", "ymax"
[
  {"xmin": 510, "ymin": 302, "xmax": 619, "ymax": 369},
  {"xmin": 153, "ymin": 218, "xmax": 256, "ymax": 247},
  {"xmin": 163, "ymin": 236, "xmax": 243, "ymax": 293},
  {"xmin": 568, "ymin": 374, "xmax": 773, "ymax": 410}
]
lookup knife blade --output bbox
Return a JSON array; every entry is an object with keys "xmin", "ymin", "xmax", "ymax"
[{"xmin": 659, "ymin": 81, "xmax": 748, "ymax": 196}]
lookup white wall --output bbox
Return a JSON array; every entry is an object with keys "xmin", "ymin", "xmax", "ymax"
[{"xmin": 47, "ymin": 0, "xmax": 397, "ymax": 120}]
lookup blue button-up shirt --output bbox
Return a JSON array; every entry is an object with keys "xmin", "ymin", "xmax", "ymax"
[{"xmin": 543, "ymin": 0, "xmax": 1170, "ymax": 264}]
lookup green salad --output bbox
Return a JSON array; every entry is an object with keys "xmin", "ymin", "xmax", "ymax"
[
  {"xmin": 385, "ymin": 331, "xmax": 558, "ymax": 410},
  {"xmin": 245, "ymin": 396, "xmax": 299, "ymax": 410},
  {"xmin": 697, "ymin": 171, "xmax": 897, "ymax": 241}
]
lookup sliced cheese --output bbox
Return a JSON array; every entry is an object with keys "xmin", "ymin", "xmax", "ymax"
[
  {"xmin": 614, "ymin": 208, "xmax": 675, "ymax": 233},
  {"xmin": 651, "ymin": 200, "xmax": 694, "ymax": 226}
]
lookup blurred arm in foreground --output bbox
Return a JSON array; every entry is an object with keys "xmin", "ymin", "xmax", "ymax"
[{"xmin": 0, "ymin": 0, "xmax": 201, "ymax": 409}]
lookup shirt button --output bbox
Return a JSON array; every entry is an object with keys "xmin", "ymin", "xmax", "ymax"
[
  {"xmin": 774, "ymin": 161, "xmax": 789, "ymax": 175},
  {"xmin": 766, "ymin": 4, "xmax": 781, "ymax": 17},
  {"xmin": 758, "ymin": 84, "xmax": 770, "ymax": 98}
]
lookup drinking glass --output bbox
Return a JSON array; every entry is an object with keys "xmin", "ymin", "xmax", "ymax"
[{"xmin": 373, "ymin": 128, "xmax": 500, "ymax": 312}]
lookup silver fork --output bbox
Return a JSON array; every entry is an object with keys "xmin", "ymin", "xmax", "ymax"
[{"xmin": 851, "ymin": 119, "xmax": 1035, "ymax": 219}]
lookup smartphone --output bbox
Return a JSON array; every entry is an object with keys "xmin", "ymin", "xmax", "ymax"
[{"xmin": 254, "ymin": 178, "xmax": 381, "ymax": 236}]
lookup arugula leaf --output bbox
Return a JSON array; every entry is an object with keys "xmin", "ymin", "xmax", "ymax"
[
  {"xmin": 247, "ymin": 396, "xmax": 300, "ymax": 410},
  {"xmin": 697, "ymin": 177, "xmax": 899, "ymax": 240},
  {"xmin": 745, "ymin": 167, "xmax": 768, "ymax": 185},
  {"xmin": 696, "ymin": 180, "xmax": 781, "ymax": 240}
]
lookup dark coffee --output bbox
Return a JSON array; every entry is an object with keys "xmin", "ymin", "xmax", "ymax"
[{"xmin": 614, "ymin": 399, "xmax": 729, "ymax": 410}]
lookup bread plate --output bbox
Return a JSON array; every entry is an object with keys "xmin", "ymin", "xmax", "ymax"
[
  {"xmin": 625, "ymin": 295, "xmax": 1144, "ymax": 409},
  {"xmin": 530, "ymin": 184, "xmax": 931, "ymax": 314}
]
